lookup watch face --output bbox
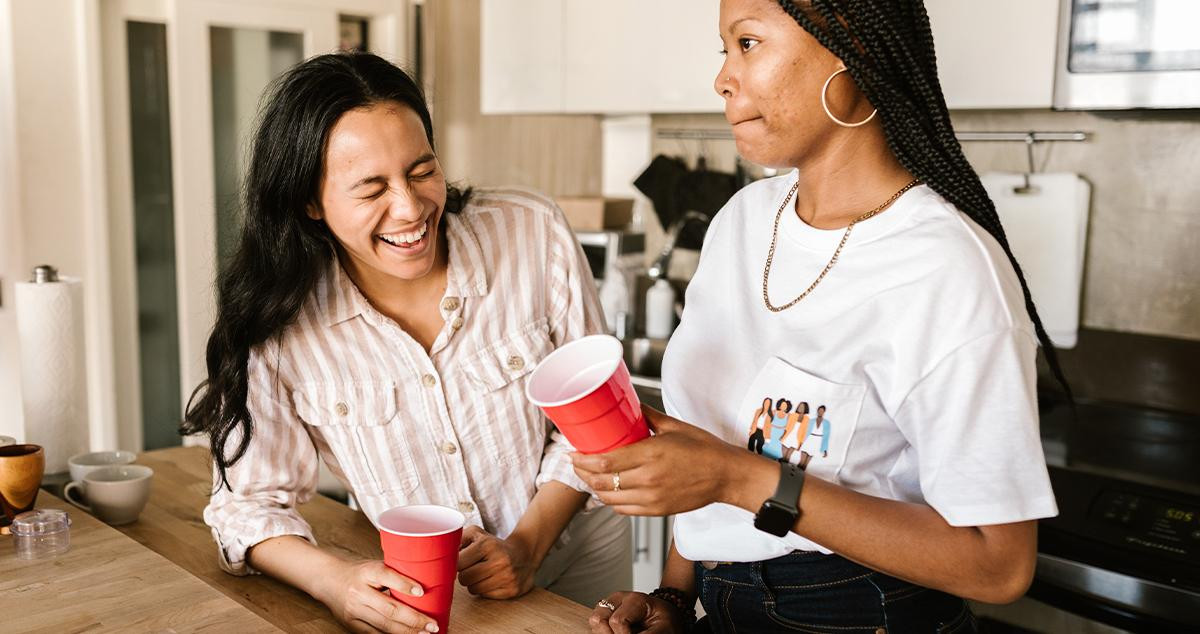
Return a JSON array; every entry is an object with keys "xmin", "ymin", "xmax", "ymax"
[{"xmin": 754, "ymin": 502, "xmax": 795, "ymax": 537}]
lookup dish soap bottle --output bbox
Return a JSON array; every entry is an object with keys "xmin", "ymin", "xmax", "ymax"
[
  {"xmin": 599, "ymin": 263, "xmax": 629, "ymax": 337},
  {"xmin": 645, "ymin": 278, "xmax": 676, "ymax": 339}
]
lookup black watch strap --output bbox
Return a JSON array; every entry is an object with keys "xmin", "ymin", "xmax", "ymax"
[{"xmin": 753, "ymin": 462, "xmax": 805, "ymax": 536}]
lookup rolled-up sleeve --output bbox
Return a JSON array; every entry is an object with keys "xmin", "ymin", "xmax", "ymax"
[
  {"xmin": 536, "ymin": 203, "xmax": 607, "ymax": 506},
  {"xmin": 202, "ymin": 347, "xmax": 320, "ymax": 575}
]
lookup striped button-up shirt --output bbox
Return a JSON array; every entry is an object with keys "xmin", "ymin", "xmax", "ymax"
[{"xmin": 204, "ymin": 188, "xmax": 605, "ymax": 574}]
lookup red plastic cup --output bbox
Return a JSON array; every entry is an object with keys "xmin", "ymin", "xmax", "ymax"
[
  {"xmin": 525, "ymin": 334, "xmax": 650, "ymax": 454},
  {"xmin": 377, "ymin": 505, "xmax": 466, "ymax": 633}
]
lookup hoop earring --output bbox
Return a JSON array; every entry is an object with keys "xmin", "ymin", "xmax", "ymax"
[{"xmin": 821, "ymin": 67, "xmax": 877, "ymax": 128}]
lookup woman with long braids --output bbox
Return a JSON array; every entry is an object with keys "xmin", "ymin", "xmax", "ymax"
[
  {"xmin": 184, "ymin": 52, "xmax": 630, "ymax": 633},
  {"xmin": 576, "ymin": 1, "xmax": 1065, "ymax": 632}
]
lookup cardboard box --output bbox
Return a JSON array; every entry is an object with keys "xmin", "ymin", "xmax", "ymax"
[{"xmin": 555, "ymin": 197, "xmax": 635, "ymax": 232}]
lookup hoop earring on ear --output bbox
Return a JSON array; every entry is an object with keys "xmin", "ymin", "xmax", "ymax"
[{"xmin": 821, "ymin": 67, "xmax": 877, "ymax": 128}]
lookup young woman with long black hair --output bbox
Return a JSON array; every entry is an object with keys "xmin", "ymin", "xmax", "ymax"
[
  {"xmin": 576, "ymin": 1, "xmax": 1066, "ymax": 632},
  {"xmin": 183, "ymin": 52, "xmax": 629, "ymax": 634}
]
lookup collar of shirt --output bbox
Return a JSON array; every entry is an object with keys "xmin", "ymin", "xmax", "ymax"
[{"xmin": 321, "ymin": 211, "xmax": 489, "ymax": 328}]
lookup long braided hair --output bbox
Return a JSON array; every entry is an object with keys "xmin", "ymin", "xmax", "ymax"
[{"xmin": 776, "ymin": 0, "xmax": 1072, "ymax": 398}]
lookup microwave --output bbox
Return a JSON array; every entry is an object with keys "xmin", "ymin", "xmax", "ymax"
[
  {"xmin": 575, "ymin": 230, "xmax": 644, "ymax": 286},
  {"xmin": 1055, "ymin": 0, "xmax": 1200, "ymax": 109}
]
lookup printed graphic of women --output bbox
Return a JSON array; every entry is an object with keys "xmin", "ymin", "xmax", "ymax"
[
  {"xmin": 800, "ymin": 405, "xmax": 832, "ymax": 469},
  {"xmin": 747, "ymin": 397, "xmax": 772, "ymax": 454},
  {"xmin": 780, "ymin": 401, "xmax": 810, "ymax": 464},
  {"xmin": 762, "ymin": 398, "xmax": 795, "ymax": 460}
]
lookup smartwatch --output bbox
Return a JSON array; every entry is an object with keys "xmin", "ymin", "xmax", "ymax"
[{"xmin": 753, "ymin": 462, "xmax": 805, "ymax": 537}]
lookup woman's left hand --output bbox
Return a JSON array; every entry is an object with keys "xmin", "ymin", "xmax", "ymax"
[
  {"xmin": 571, "ymin": 406, "xmax": 748, "ymax": 516},
  {"xmin": 456, "ymin": 526, "xmax": 538, "ymax": 599}
]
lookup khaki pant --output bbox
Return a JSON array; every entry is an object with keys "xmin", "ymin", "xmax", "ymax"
[{"xmin": 535, "ymin": 505, "xmax": 632, "ymax": 606}]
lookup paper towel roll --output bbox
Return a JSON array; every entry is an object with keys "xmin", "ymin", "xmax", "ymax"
[{"xmin": 15, "ymin": 277, "xmax": 90, "ymax": 473}]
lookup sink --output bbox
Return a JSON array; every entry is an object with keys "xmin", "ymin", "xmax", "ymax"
[
  {"xmin": 623, "ymin": 337, "xmax": 668, "ymax": 379},
  {"xmin": 622, "ymin": 337, "xmax": 667, "ymax": 411}
]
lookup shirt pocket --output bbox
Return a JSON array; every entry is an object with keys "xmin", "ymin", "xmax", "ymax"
[
  {"xmin": 737, "ymin": 357, "xmax": 867, "ymax": 481},
  {"xmin": 458, "ymin": 319, "xmax": 555, "ymax": 465},
  {"xmin": 292, "ymin": 381, "xmax": 420, "ymax": 496}
]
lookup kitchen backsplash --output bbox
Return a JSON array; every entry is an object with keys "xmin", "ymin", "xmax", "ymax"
[{"xmin": 651, "ymin": 110, "xmax": 1200, "ymax": 342}]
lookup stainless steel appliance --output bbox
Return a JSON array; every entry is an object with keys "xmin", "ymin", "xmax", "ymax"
[
  {"xmin": 1031, "ymin": 396, "xmax": 1200, "ymax": 632},
  {"xmin": 1055, "ymin": 0, "xmax": 1200, "ymax": 109},
  {"xmin": 575, "ymin": 230, "xmax": 644, "ymax": 285}
]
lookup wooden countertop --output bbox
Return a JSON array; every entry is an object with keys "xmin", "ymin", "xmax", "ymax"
[
  {"xmin": 1, "ymin": 492, "xmax": 280, "ymax": 633},
  {"xmin": 114, "ymin": 445, "xmax": 592, "ymax": 633}
]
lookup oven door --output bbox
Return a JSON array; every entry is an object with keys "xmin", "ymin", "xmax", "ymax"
[{"xmin": 1054, "ymin": 0, "xmax": 1200, "ymax": 109}]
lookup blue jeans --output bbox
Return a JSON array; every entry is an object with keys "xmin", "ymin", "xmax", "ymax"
[{"xmin": 694, "ymin": 552, "xmax": 978, "ymax": 633}]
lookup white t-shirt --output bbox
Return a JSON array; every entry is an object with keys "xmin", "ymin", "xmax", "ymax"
[{"xmin": 664, "ymin": 171, "xmax": 1059, "ymax": 563}]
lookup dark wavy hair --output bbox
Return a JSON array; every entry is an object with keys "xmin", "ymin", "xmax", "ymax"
[
  {"xmin": 182, "ymin": 52, "xmax": 469, "ymax": 490},
  {"xmin": 777, "ymin": 0, "xmax": 1071, "ymax": 398}
]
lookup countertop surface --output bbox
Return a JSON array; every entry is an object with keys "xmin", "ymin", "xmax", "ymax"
[{"xmin": 5, "ymin": 445, "xmax": 593, "ymax": 633}]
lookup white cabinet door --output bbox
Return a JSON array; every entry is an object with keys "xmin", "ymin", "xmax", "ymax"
[
  {"xmin": 642, "ymin": 0, "xmax": 723, "ymax": 113},
  {"xmin": 480, "ymin": 0, "xmax": 564, "ymax": 113},
  {"xmin": 562, "ymin": 0, "xmax": 722, "ymax": 114},
  {"xmin": 481, "ymin": 0, "xmax": 722, "ymax": 114},
  {"xmin": 562, "ymin": 0, "xmax": 651, "ymax": 113},
  {"xmin": 926, "ymin": 0, "xmax": 1058, "ymax": 109}
]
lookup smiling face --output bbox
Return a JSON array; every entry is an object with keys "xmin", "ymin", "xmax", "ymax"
[
  {"xmin": 309, "ymin": 102, "xmax": 448, "ymax": 291},
  {"xmin": 715, "ymin": 0, "xmax": 865, "ymax": 168}
]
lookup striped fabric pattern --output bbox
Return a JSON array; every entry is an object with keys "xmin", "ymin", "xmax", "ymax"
[{"xmin": 203, "ymin": 188, "xmax": 605, "ymax": 574}]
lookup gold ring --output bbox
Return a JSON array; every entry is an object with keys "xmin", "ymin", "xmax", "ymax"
[
  {"xmin": 597, "ymin": 598, "xmax": 616, "ymax": 611},
  {"xmin": 612, "ymin": 472, "xmax": 621, "ymax": 492}
]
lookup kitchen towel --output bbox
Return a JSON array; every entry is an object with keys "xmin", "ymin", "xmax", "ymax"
[
  {"xmin": 15, "ymin": 277, "xmax": 90, "ymax": 473},
  {"xmin": 981, "ymin": 172, "xmax": 1091, "ymax": 349},
  {"xmin": 634, "ymin": 155, "xmax": 737, "ymax": 250}
]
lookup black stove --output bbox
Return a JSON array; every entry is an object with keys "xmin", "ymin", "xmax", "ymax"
[{"xmin": 1032, "ymin": 396, "xmax": 1200, "ymax": 632}]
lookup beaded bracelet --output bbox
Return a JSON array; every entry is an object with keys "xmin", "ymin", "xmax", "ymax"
[{"xmin": 648, "ymin": 586, "xmax": 697, "ymax": 629}]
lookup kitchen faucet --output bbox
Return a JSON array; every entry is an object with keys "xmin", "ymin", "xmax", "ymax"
[{"xmin": 647, "ymin": 210, "xmax": 710, "ymax": 280}]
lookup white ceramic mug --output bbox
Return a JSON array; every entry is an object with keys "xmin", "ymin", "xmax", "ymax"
[
  {"xmin": 0, "ymin": 435, "xmax": 15, "ymax": 447},
  {"xmin": 64, "ymin": 464, "xmax": 153, "ymax": 526},
  {"xmin": 68, "ymin": 450, "xmax": 137, "ymax": 495}
]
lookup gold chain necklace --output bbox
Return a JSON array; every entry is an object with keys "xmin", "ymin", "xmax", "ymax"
[{"xmin": 762, "ymin": 179, "xmax": 921, "ymax": 312}]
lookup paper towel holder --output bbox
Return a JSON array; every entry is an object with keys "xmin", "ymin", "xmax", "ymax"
[
  {"xmin": 31, "ymin": 265, "xmax": 59, "ymax": 284},
  {"xmin": 956, "ymin": 130, "xmax": 1090, "ymax": 197},
  {"xmin": 1010, "ymin": 134, "xmax": 1044, "ymax": 196}
]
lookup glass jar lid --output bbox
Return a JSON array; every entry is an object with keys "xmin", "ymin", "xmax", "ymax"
[{"xmin": 11, "ymin": 508, "xmax": 71, "ymax": 536}]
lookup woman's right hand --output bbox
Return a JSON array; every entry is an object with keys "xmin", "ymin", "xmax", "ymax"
[
  {"xmin": 317, "ymin": 559, "xmax": 440, "ymax": 634},
  {"xmin": 588, "ymin": 591, "xmax": 685, "ymax": 634}
]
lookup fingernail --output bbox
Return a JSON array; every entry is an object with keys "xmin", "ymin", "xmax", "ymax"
[
  {"xmin": 411, "ymin": 586, "xmax": 424, "ymax": 597},
  {"xmin": 425, "ymin": 623, "xmax": 439, "ymax": 633}
]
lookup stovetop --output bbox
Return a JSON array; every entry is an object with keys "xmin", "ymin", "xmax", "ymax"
[
  {"xmin": 1033, "ymin": 396, "xmax": 1200, "ymax": 630},
  {"xmin": 1039, "ymin": 396, "xmax": 1200, "ymax": 496}
]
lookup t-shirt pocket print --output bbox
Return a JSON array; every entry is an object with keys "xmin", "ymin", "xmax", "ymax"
[{"xmin": 737, "ymin": 357, "xmax": 867, "ymax": 480}]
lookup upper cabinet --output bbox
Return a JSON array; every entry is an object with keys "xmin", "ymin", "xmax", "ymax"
[
  {"xmin": 480, "ymin": 0, "xmax": 565, "ymax": 112},
  {"xmin": 926, "ymin": 0, "xmax": 1058, "ymax": 109},
  {"xmin": 481, "ymin": 0, "xmax": 1058, "ymax": 114},
  {"xmin": 481, "ymin": 0, "xmax": 722, "ymax": 114}
]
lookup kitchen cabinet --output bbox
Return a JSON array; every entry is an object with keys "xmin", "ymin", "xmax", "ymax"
[
  {"xmin": 925, "ymin": 0, "xmax": 1058, "ymax": 109},
  {"xmin": 480, "ymin": 0, "xmax": 565, "ymax": 112},
  {"xmin": 480, "ymin": 0, "xmax": 722, "ymax": 114},
  {"xmin": 482, "ymin": 0, "xmax": 1059, "ymax": 114}
]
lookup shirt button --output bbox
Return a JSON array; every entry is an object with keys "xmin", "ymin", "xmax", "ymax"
[
  {"xmin": 507, "ymin": 355, "xmax": 525, "ymax": 371},
  {"xmin": 441, "ymin": 297, "xmax": 460, "ymax": 312},
  {"xmin": 441, "ymin": 442, "xmax": 458, "ymax": 455},
  {"xmin": 450, "ymin": 317, "xmax": 464, "ymax": 331},
  {"xmin": 458, "ymin": 501, "xmax": 475, "ymax": 513},
  {"xmin": 334, "ymin": 402, "xmax": 349, "ymax": 417},
  {"xmin": 421, "ymin": 374, "xmax": 437, "ymax": 388}
]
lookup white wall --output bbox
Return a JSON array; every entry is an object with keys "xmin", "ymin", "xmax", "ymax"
[
  {"xmin": 0, "ymin": 0, "xmax": 116, "ymax": 451},
  {"xmin": 0, "ymin": 0, "xmax": 25, "ymax": 442}
]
